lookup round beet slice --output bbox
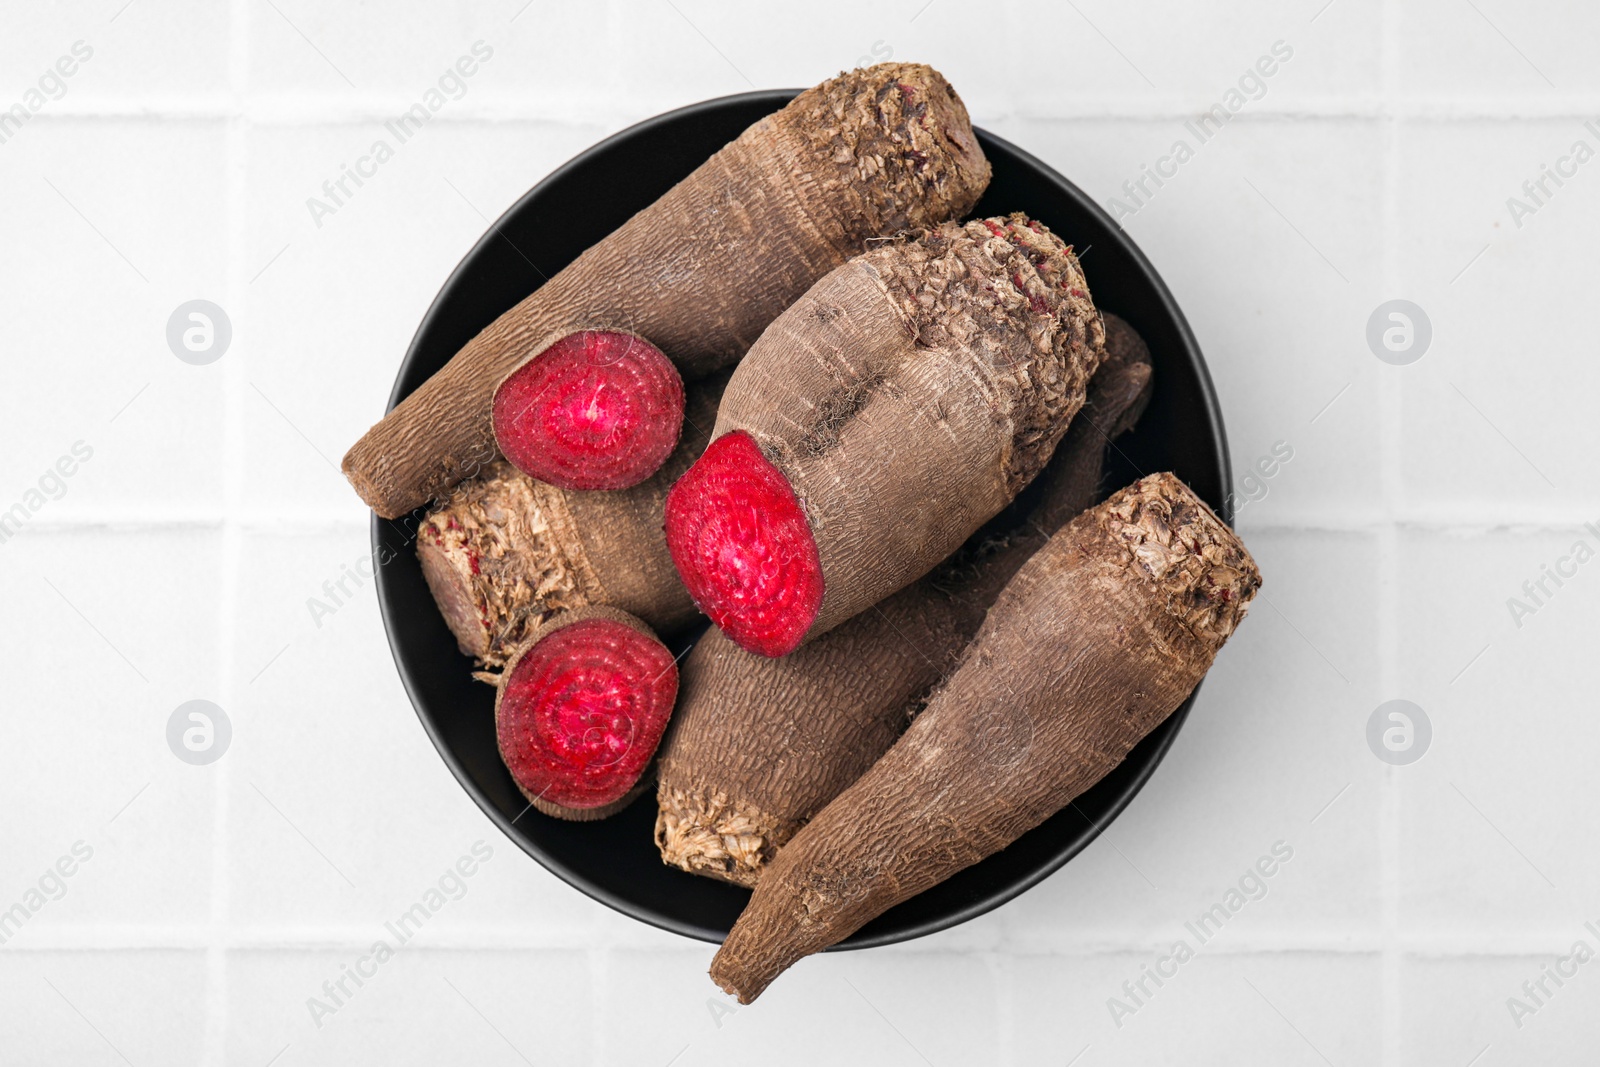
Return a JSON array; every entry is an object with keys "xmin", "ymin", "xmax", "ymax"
[
  {"xmin": 492, "ymin": 330, "xmax": 686, "ymax": 491},
  {"xmin": 664, "ymin": 431, "xmax": 824, "ymax": 658},
  {"xmin": 494, "ymin": 607, "xmax": 680, "ymax": 820}
]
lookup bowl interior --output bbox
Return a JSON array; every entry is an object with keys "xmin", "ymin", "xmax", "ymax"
[{"xmin": 374, "ymin": 90, "xmax": 1230, "ymax": 948}]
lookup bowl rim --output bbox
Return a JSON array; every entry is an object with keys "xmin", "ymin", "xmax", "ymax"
[{"xmin": 374, "ymin": 87, "xmax": 1232, "ymax": 949}]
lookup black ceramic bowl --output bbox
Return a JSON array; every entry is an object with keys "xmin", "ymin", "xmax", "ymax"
[{"xmin": 374, "ymin": 90, "xmax": 1230, "ymax": 948}]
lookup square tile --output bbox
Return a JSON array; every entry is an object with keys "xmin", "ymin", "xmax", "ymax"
[
  {"xmin": 0, "ymin": 121, "xmax": 231, "ymax": 513},
  {"xmin": 0, "ymin": 527, "xmax": 221, "ymax": 930},
  {"xmin": 1398, "ymin": 0, "xmax": 1597, "ymax": 99},
  {"xmin": 0, "ymin": 950, "xmax": 208, "ymax": 1065},
  {"xmin": 1405, "ymin": 951, "xmax": 1600, "ymax": 1065},
  {"xmin": 0, "ymin": 4, "xmax": 230, "ymax": 105},
  {"xmin": 1012, "ymin": 950, "xmax": 1382, "ymax": 1065},
  {"xmin": 227, "ymin": 947, "xmax": 591, "ymax": 1063},
  {"xmin": 1398, "ymin": 527, "xmax": 1600, "ymax": 932},
  {"xmin": 1395, "ymin": 118, "xmax": 1600, "ymax": 512},
  {"xmin": 606, "ymin": 947, "xmax": 997, "ymax": 1067}
]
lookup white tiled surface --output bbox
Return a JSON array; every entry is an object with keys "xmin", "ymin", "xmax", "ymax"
[{"xmin": 2, "ymin": 1, "xmax": 1595, "ymax": 1063}]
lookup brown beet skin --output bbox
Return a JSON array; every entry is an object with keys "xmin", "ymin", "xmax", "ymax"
[
  {"xmin": 654, "ymin": 314, "xmax": 1154, "ymax": 886},
  {"xmin": 343, "ymin": 63, "xmax": 991, "ymax": 519},
  {"xmin": 709, "ymin": 473, "xmax": 1261, "ymax": 1002}
]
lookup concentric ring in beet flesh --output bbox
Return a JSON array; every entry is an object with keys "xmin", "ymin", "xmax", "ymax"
[
  {"xmin": 496, "ymin": 617, "xmax": 680, "ymax": 811},
  {"xmin": 493, "ymin": 330, "xmax": 685, "ymax": 490}
]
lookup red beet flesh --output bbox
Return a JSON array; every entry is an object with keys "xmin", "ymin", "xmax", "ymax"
[
  {"xmin": 492, "ymin": 330, "xmax": 685, "ymax": 491},
  {"xmin": 496, "ymin": 618, "xmax": 680, "ymax": 811},
  {"xmin": 664, "ymin": 431, "xmax": 824, "ymax": 658}
]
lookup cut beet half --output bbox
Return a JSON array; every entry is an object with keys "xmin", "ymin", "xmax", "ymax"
[
  {"xmin": 664, "ymin": 431, "xmax": 824, "ymax": 658},
  {"xmin": 495, "ymin": 612, "xmax": 680, "ymax": 819},
  {"xmin": 493, "ymin": 330, "xmax": 685, "ymax": 491}
]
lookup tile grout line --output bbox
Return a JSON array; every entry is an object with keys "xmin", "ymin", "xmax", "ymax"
[
  {"xmin": 1378, "ymin": 527, "xmax": 1403, "ymax": 1062},
  {"xmin": 990, "ymin": 950, "xmax": 1015, "ymax": 1067},
  {"xmin": 200, "ymin": 1, "xmax": 251, "ymax": 1063},
  {"xmin": 28, "ymin": 98, "xmax": 1600, "ymax": 124},
  {"xmin": 1378, "ymin": 0, "xmax": 1403, "ymax": 1063},
  {"xmin": 5, "ymin": 926, "xmax": 1596, "ymax": 954},
  {"xmin": 593, "ymin": 934, "xmax": 609, "ymax": 1067}
]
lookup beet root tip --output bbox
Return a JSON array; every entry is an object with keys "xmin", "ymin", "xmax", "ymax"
[
  {"xmin": 664, "ymin": 431, "xmax": 823, "ymax": 658},
  {"xmin": 707, "ymin": 955, "xmax": 764, "ymax": 1005},
  {"xmin": 493, "ymin": 330, "xmax": 685, "ymax": 491}
]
